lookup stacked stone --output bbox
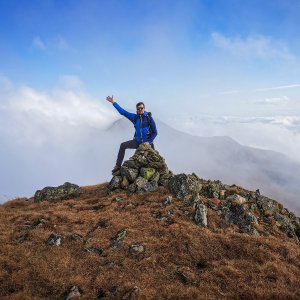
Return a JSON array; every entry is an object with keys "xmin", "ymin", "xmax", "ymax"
[{"xmin": 108, "ymin": 144, "xmax": 173, "ymax": 193}]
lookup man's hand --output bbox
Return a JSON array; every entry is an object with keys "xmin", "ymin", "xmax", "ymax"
[
  {"xmin": 143, "ymin": 142, "xmax": 150, "ymax": 146},
  {"xmin": 106, "ymin": 95, "xmax": 115, "ymax": 103}
]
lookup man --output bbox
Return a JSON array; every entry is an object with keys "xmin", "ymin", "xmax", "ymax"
[{"xmin": 106, "ymin": 95, "xmax": 158, "ymax": 173}]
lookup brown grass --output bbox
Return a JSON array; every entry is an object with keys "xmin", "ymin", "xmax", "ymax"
[{"xmin": 1, "ymin": 182, "xmax": 300, "ymax": 299}]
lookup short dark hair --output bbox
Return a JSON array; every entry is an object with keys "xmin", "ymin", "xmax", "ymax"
[{"xmin": 136, "ymin": 102, "xmax": 145, "ymax": 108}]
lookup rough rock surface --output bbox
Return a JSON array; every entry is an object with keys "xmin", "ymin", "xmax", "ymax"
[
  {"xmin": 108, "ymin": 144, "xmax": 173, "ymax": 193},
  {"xmin": 168, "ymin": 173, "xmax": 202, "ymax": 199},
  {"xmin": 34, "ymin": 182, "xmax": 84, "ymax": 202}
]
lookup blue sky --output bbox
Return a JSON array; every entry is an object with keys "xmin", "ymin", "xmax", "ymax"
[{"xmin": 1, "ymin": 0, "xmax": 300, "ymax": 105}]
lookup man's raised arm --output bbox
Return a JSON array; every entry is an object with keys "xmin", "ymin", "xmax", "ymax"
[{"xmin": 106, "ymin": 95, "xmax": 135, "ymax": 122}]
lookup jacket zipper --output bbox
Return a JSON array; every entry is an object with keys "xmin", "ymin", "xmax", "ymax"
[{"xmin": 140, "ymin": 115, "xmax": 143, "ymax": 143}]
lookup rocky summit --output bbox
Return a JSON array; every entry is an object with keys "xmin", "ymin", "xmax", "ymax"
[
  {"xmin": 108, "ymin": 144, "xmax": 173, "ymax": 193},
  {"xmin": 1, "ymin": 147, "xmax": 300, "ymax": 299}
]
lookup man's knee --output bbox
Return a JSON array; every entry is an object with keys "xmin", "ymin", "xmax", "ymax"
[{"xmin": 120, "ymin": 141, "xmax": 127, "ymax": 149}]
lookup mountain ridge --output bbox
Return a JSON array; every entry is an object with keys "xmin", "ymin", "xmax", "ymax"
[{"xmin": 1, "ymin": 144, "xmax": 300, "ymax": 299}]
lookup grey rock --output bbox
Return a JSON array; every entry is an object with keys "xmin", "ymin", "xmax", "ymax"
[
  {"xmin": 274, "ymin": 213, "xmax": 299, "ymax": 242},
  {"xmin": 122, "ymin": 286, "xmax": 139, "ymax": 300},
  {"xmin": 257, "ymin": 195, "xmax": 280, "ymax": 215},
  {"xmin": 46, "ymin": 234, "xmax": 62, "ymax": 246},
  {"xmin": 158, "ymin": 172, "xmax": 172, "ymax": 187},
  {"xmin": 202, "ymin": 180, "xmax": 225, "ymax": 199},
  {"xmin": 129, "ymin": 244, "xmax": 145, "ymax": 254},
  {"xmin": 120, "ymin": 167, "xmax": 139, "ymax": 182},
  {"xmin": 163, "ymin": 196, "xmax": 172, "ymax": 206},
  {"xmin": 169, "ymin": 173, "xmax": 202, "ymax": 199},
  {"xmin": 240, "ymin": 225, "xmax": 259, "ymax": 236},
  {"xmin": 194, "ymin": 204, "xmax": 208, "ymax": 227},
  {"xmin": 31, "ymin": 218, "xmax": 47, "ymax": 228},
  {"xmin": 70, "ymin": 233, "xmax": 83, "ymax": 241},
  {"xmin": 84, "ymin": 246, "xmax": 104, "ymax": 255},
  {"xmin": 127, "ymin": 183, "xmax": 136, "ymax": 193},
  {"xmin": 115, "ymin": 196, "xmax": 123, "ymax": 202},
  {"xmin": 244, "ymin": 212, "xmax": 259, "ymax": 224},
  {"xmin": 122, "ymin": 159, "xmax": 139, "ymax": 169},
  {"xmin": 109, "ymin": 176, "xmax": 122, "ymax": 190},
  {"xmin": 135, "ymin": 176, "xmax": 158, "ymax": 192},
  {"xmin": 34, "ymin": 182, "xmax": 84, "ymax": 202},
  {"xmin": 66, "ymin": 285, "xmax": 82, "ymax": 300},
  {"xmin": 226, "ymin": 194, "xmax": 247, "ymax": 206},
  {"xmin": 184, "ymin": 193, "xmax": 200, "ymax": 208}
]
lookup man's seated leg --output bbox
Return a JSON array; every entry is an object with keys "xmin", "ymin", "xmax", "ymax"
[{"xmin": 113, "ymin": 139, "xmax": 139, "ymax": 172}]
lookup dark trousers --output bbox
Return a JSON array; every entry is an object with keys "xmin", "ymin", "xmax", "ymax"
[{"xmin": 116, "ymin": 139, "xmax": 155, "ymax": 166}]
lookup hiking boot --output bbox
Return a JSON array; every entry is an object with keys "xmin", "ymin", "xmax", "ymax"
[{"xmin": 112, "ymin": 165, "xmax": 121, "ymax": 174}]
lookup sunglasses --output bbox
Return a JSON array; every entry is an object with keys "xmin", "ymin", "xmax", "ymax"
[{"xmin": 136, "ymin": 107, "xmax": 144, "ymax": 111}]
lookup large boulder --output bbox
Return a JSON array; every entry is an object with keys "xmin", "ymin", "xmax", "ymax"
[
  {"xmin": 34, "ymin": 182, "xmax": 84, "ymax": 202},
  {"xmin": 168, "ymin": 173, "xmax": 202, "ymax": 199},
  {"xmin": 108, "ymin": 144, "xmax": 173, "ymax": 193}
]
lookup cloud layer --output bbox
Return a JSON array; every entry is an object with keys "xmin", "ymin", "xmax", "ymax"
[
  {"xmin": 212, "ymin": 32, "xmax": 294, "ymax": 60},
  {"xmin": 165, "ymin": 114, "xmax": 300, "ymax": 162}
]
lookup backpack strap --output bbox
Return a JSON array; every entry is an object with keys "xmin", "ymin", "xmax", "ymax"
[{"xmin": 147, "ymin": 112, "xmax": 153, "ymax": 136}]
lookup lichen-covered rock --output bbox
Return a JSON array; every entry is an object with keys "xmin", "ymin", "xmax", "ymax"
[
  {"xmin": 136, "ymin": 178, "xmax": 158, "ymax": 193},
  {"xmin": 120, "ymin": 167, "xmax": 139, "ymax": 182},
  {"xmin": 169, "ymin": 173, "xmax": 202, "ymax": 199},
  {"xmin": 140, "ymin": 167, "xmax": 156, "ymax": 180},
  {"xmin": 108, "ymin": 144, "xmax": 172, "ymax": 193},
  {"xmin": 109, "ymin": 176, "xmax": 122, "ymax": 190},
  {"xmin": 202, "ymin": 180, "xmax": 225, "ymax": 199},
  {"xmin": 257, "ymin": 195, "xmax": 280, "ymax": 216},
  {"xmin": 34, "ymin": 182, "xmax": 84, "ymax": 202}
]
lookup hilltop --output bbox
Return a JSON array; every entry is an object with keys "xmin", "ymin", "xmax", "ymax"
[{"xmin": 1, "ymin": 144, "xmax": 300, "ymax": 299}]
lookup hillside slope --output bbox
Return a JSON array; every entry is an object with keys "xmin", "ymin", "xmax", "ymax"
[{"xmin": 1, "ymin": 181, "xmax": 300, "ymax": 299}]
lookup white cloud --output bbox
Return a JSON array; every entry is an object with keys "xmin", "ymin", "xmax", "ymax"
[
  {"xmin": 32, "ymin": 34, "xmax": 69, "ymax": 52},
  {"xmin": 211, "ymin": 32, "xmax": 294, "ymax": 60},
  {"xmin": 255, "ymin": 96, "xmax": 289, "ymax": 105},
  {"xmin": 218, "ymin": 90, "xmax": 240, "ymax": 95},
  {"xmin": 32, "ymin": 36, "xmax": 47, "ymax": 50},
  {"xmin": 59, "ymin": 75, "xmax": 84, "ymax": 90},
  {"xmin": 0, "ymin": 76, "xmax": 118, "ymax": 146},
  {"xmin": 0, "ymin": 76, "xmax": 123, "ymax": 201},
  {"xmin": 52, "ymin": 34, "xmax": 69, "ymax": 50},
  {"xmin": 254, "ymin": 84, "xmax": 300, "ymax": 92}
]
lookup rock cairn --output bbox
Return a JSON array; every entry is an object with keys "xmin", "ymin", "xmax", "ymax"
[{"xmin": 108, "ymin": 144, "xmax": 173, "ymax": 193}]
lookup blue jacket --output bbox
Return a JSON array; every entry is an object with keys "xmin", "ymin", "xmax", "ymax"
[{"xmin": 113, "ymin": 102, "xmax": 158, "ymax": 145}]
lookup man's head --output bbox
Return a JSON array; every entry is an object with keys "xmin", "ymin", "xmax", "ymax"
[{"xmin": 136, "ymin": 102, "xmax": 145, "ymax": 115}]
